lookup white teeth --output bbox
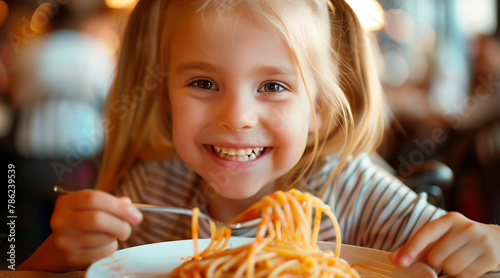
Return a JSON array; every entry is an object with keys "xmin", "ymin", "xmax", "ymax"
[{"xmin": 212, "ymin": 145, "xmax": 265, "ymax": 161}]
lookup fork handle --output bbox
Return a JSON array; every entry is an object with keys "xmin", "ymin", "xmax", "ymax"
[
  {"xmin": 55, "ymin": 186, "xmax": 199, "ymax": 217},
  {"xmin": 133, "ymin": 204, "xmax": 195, "ymax": 216},
  {"xmin": 53, "ymin": 185, "xmax": 258, "ymax": 229}
]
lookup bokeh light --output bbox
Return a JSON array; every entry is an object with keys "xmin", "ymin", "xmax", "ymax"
[
  {"xmin": 413, "ymin": 18, "xmax": 436, "ymax": 54},
  {"xmin": 0, "ymin": 1, "xmax": 8, "ymax": 26},
  {"xmin": 105, "ymin": 0, "xmax": 138, "ymax": 9},
  {"xmin": 406, "ymin": 49, "xmax": 428, "ymax": 84},
  {"xmin": 385, "ymin": 9, "xmax": 415, "ymax": 44},
  {"xmin": 381, "ymin": 48, "xmax": 409, "ymax": 87},
  {"xmin": 30, "ymin": 2, "xmax": 54, "ymax": 34},
  {"xmin": 455, "ymin": 0, "xmax": 497, "ymax": 37},
  {"xmin": 346, "ymin": 0, "xmax": 385, "ymax": 31}
]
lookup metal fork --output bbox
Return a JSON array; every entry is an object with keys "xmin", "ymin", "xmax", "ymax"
[{"xmin": 53, "ymin": 186, "xmax": 260, "ymax": 230}]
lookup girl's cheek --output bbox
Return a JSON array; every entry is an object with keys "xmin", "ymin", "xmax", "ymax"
[{"xmin": 268, "ymin": 104, "xmax": 308, "ymax": 135}]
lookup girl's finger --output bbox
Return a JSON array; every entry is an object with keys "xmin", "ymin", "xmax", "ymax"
[
  {"xmin": 55, "ymin": 190, "xmax": 143, "ymax": 224},
  {"xmin": 52, "ymin": 210, "xmax": 132, "ymax": 241},
  {"xmin": 450, "ymin": 253, "xmax": 499, "ymax": 278},
  {"xmin": 439, "ymin": 241, "xmax": 483, "ymax": 276},
  {"xmin": 393, "ymin": 213, "xmax": 459, "ymax": 267},
  {"xmin": 425, "ymin": 226, "xmax": 469, "ymax": 269}
]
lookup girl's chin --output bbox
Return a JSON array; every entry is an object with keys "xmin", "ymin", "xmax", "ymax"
[
  {"xmin": 213, "ymin": 189, "xmax": 256, "ymax": 200},
  {"xmin": 208, "ymin": 184, "xmax": 263, "ymax": 200}
]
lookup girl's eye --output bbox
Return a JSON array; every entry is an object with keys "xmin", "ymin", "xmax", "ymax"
[
  {"xmin": 258, "ymin": 82, "xmax": 287, "ymax": 93},
  {"xmin": 189, "ymin": 79, "xmax": 217, "ymax": 90}
]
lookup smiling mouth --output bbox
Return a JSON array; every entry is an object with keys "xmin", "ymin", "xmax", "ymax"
[{"xmin": 211, "ymin": 145, "xmax": 265, "ymax": 162}]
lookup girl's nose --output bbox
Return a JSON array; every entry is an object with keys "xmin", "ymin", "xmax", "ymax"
[{"xmin": 216, "ymin": 94, "xmax": 258, "ymax": 132}]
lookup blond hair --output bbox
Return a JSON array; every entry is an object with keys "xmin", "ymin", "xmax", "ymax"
[{"xmin": 96, "ymin": 0, "xmax": 385, "ymax": 194}]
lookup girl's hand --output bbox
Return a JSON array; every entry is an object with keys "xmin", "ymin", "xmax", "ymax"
[
  {"xmin": 390, "ymin": 212, "xmax": 500, "ymax": 278},
  {"xmin": 50, "ymin": 190, "xmax": 143, "ymax": 270}
]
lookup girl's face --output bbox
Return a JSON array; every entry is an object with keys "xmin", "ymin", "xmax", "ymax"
[{"xmin": 168, "ymin": 13, "xmax": 314, "ymax": 200}]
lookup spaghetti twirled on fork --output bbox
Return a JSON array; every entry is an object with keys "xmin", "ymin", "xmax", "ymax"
[{"xmin": 167, "ymin": 189, "xmax": 360, "ymax": 278}]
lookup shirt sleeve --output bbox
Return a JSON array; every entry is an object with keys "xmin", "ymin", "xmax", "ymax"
[{"xmin": 316, "ymin": 153, "xmax": 447, "ymax": 251}]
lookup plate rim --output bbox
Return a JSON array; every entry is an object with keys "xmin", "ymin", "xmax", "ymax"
[{"xmin": 86, "ymin": 237, "xmax": 437, "ymax": 278}]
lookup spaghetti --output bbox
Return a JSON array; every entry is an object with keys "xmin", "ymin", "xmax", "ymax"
[{"xmin": 167, "ymin": 189, "xmax": 360, "ymax": 277}]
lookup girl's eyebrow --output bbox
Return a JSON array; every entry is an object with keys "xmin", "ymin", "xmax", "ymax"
[
  {"xmin": 175, "ymin": 62, "xmax": 296, "ymax": 78},
  {"xmin": 175, "ymin": 62, "xmax": 221, "ymax": 74},
  {"xmin": 253, "ymin": 65, "xmax": 297, "ymax": 78}
]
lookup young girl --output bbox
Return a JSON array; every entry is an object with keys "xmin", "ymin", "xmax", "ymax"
[{"xmin": 20, "ymin": 0, "xmax": 500, "ymax": 276}]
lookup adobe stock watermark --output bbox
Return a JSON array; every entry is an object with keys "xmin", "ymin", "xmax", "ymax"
[
  {"xmin": 397, "ymin": 74, "xmax": 500, "ymax": 178},
  {"xmin": 397, "ymin": 128, "xmax": 448, "ymax": 178},
  {"xmin": 7, "ymin": 0, "xmax": 71, "ymax": 54},
  {"xmin": 50, "ymin": 119, "xmax": 109, "ymax": 182},
  {"xmin": 5, "ymin": 164, "xmax": 16, "ymax": 270},
  {"xmin": 51, "ymin": 64, "xmax": 167, "ymax": 182},
  {"xmin": 109, "ymin": 65, "xmax": 167, "ymax": 120},
  {"xmin": 444, "ymin": 74, "xmax": 500, "ymax": 130}
]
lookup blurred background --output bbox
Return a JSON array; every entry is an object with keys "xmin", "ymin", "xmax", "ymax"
[{"xmin": 0, "ymin": 0, "xmax": 499, "ymax": 269}]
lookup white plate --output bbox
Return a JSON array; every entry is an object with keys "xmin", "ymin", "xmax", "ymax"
[{"xmin": 86, "ymin": 237, "xmax": 437, "ymax": 278}]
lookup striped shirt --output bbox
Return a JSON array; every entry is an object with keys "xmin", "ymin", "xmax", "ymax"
[{"xmin": 114, "ymin": 153, "xmax": 446, "ymax": 251}]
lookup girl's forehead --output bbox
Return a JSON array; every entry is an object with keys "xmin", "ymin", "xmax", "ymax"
[
  {"xmin": 172, "ymin": 10, "xmax": 298, "ymax": 64},
  {"xmin": 171, "ymin": 12, "xmax": 293, "ymax": 62},
  {"xmin": 178, "ymin": 9, "xmax": 259, "ymax": 35}
]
